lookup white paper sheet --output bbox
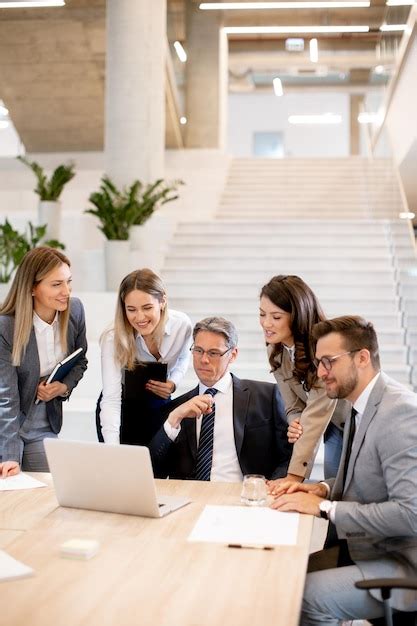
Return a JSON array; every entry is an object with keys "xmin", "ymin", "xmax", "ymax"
[
  {"xmin": 0, "ymin": 550, "xmax": 34, "ymax": 582},
  {"xmin": 0, "ymin": 473, "xmax": 47, "ymax": 491},
  {"xmin": 188, "ymin": 505, "xmax": 299, "ymax": 546}
]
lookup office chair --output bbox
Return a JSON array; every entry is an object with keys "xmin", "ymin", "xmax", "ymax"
[{"xmin": 355, "ymin": 578, "xmax": 417, "ymax": 626}]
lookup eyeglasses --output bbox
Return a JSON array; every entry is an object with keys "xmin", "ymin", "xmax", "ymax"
[
  {"xmin": 190, "ymin": 345, "xmax": 233, "ymax": 360},
  {"xmin": 313, "ymin": 349, "xmax": 360, "ymax": 371}
]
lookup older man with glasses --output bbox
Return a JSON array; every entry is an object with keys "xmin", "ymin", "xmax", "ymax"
[{"xmin": 150, "ymin": 316, "xmax": 292, "ymax": 482}]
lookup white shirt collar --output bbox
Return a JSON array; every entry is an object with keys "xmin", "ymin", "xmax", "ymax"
[
  {"xmin": 353, "ymin": 372, "xmax": 380, "ymax": 416},
  {"xmin": 199, "ymin": 371, "xmax": 233, "ymax": 395},
  {"xmin": 33, "ymin": 311, "xmax": 58, "ymax": 332}
]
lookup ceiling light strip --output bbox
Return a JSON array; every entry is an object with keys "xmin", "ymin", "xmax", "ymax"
[
  {"xmin": 288, "ymin": 113, "xmax": 342, "ymax": 124},
  {"xmin": 309, "ymin": 38, "xmax": 319, "ymax": 62},
  {"xmin": 224, "ymin": 25, "xmax": 370, "ymax": 33},
  {"xmin": 200, "ymin": 1, "xmax": 370, "ymax": 9},
  {"xmin": 173, "ymin": 41, "xmax": 187, "ymax": 63},
  {"xmin": 386, "ymin": 0, "xmax": 415, "ymax": 6},
  {"xmin": 379, "ymin": 23, "xmax": 407, "ymax": 31},
  {"xmin": 0, "ymin": 1, "xmax": 65, "ymax": 7},
  {"xmin": 273, "ymin": 77, "xmax": 284, "ymax": 96}
]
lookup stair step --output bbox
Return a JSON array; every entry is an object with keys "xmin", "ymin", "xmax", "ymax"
[{"xmin": 164, "ymin": 257, "xmax": 394, "ymax": 270}]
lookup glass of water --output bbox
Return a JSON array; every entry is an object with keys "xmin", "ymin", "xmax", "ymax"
[{"xmin": 240, "ymin": 474, "xmax": 267, "ymax": 506}]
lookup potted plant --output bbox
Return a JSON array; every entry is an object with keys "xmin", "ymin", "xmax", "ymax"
[
  {"xmin": 0, "ymin": 218, "xmax": 65, "ymax": 303},
  {"xmin": 84, "ymin": 176, "xmax": 142, "ymax": 291},
  {"xmin": 130, "ymin": 178, "xmax": 184, "ymax": 250},
  {"xmin": 17, "ymin": 156, "xmax": 76, "ymax": 240}
]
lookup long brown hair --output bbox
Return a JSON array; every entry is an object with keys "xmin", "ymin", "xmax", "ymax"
[
  {"xmin": 260, "ymin": 275, "xmax": 326, "ymax": 390},
  {"xmin": 0, "ymin": 246, "xmax": 71, "ymax": 366},
  {"xmin": 111, "ymin": 268, "xmax": 168, "ymax": 370}
]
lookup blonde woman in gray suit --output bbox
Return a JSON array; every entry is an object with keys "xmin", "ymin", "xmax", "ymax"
[
  {"xmin": 0, "ymin": 247, "xmax": 87, "ymax": 477},
  {"xmin": 259, "ymin": 275, "xmax": 349, "ymax": 489}
]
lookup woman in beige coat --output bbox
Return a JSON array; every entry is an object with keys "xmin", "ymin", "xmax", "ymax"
[{"xmin": 259, "ymin": 275, "xmax": 349, "ymax": 487}]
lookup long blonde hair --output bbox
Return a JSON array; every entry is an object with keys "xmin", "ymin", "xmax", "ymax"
[
  {"xmin": 0, "ymin": 247, "xmax": 71, "ymax": 366},
  {"xmin": 113, "ymin": 268, "xmax": 168, "ymax": 370}
]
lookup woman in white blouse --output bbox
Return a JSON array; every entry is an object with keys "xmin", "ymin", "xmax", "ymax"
[
  {"xmin": 0, "ymin": 247, "xmax": 87, "ymax": 477},
  {"xmin": 98, "ymin": 268, "xmax": 192, "ymax": 446}
]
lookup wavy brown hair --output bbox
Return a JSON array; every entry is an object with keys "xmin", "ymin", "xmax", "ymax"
[
  {"xmin": 260, "ymin": 275, "xmax": 326, "ymax": 390},
  {"xmin": 0, "ymin": 246, "xmax": 71, "ymax": 366}
]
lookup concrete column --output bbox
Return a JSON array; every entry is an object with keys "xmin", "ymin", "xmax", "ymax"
[
  {"xmin": 185, "ymin": 1, "xmax": 228, "ymax": 149},
  {"xmin": 350, "ymin": 93, "xmax": 364, "ymax": 155},
  {"xmin": 105, "ymin": 0, "xmax": 166, "ymax": 187}
]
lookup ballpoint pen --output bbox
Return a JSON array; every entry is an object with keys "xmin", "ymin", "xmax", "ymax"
[{"xmin": 227, "ymin": 543, "xmax": 274, "ymax": 551}]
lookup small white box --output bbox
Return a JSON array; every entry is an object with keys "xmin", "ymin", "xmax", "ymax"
[{"xmin": 60, "ymin": 539, "xmax": 100, "ymax": 560}]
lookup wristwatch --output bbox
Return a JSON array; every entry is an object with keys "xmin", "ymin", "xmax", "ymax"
[{"xmin": 319, "ymin": 499, "xmax": 333, "ymax": 520}]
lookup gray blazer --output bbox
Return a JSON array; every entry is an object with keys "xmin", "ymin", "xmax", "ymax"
[
  {"xmin": 0, "ymin": 297, "xmax": 88, "ymax": 462},
  {"xmin": 327, "ymin": 372, "xmax": 417, "ymax": 612}
]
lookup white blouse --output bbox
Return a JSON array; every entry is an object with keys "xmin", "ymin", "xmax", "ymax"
[
  {"xmin": 100, "ymin": 309, "xmax": 193, "ymax": 444},
  {"xmin": 33, "ymin": 311, "xmax": 64, "ymax": 378}
]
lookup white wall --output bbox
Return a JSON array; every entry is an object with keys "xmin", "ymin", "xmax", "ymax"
[{"xmin": 227, "ymin": 91, "xmax": 350, "ymax": 157}]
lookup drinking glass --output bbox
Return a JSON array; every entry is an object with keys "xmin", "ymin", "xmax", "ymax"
[{"xmin": 240, "ymin": 474, "xmax": 267, "ymax": 506}]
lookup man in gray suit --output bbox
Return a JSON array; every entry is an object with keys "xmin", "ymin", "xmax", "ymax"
[{"xmin": 271, "ymin": 315, "xmax": 417, "ymax": 625}]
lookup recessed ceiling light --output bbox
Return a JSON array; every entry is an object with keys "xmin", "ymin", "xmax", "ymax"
[
  {"xmin": 380, "ymin": 23, "xmax": 407, "ymax": 31},
  {"xmin": 200, "ymin": 2, "xmax": 370, "ymax": 9},
  {"xmin": 173, "ymin": 41, "xmax": 187, "ymax": 63},
  {"xmin": 288, "ymin": 113, "xmax": 342, "ymax": 124},
  {"xmin": 180, "ymin": 116, "xmax": 187, "ymax": 125},
  {"xmin": 0, "ymin": 1, "xmax": 65, "ymax": 7},
  {"xmin": 374, "ymin": 65, "xmax": 385, "ymax": 74},
  {"xmin": 309, "ymin": 38, "xmax": 318, "ymax": 63},
  {"xmin": 399, "ymin": 211, "xmax": 416, "ymax": 219},
  {"xmin": 273, "ymin": 77, "xmax": 283, "ymax": 96},
  {"xmin": 223, "ymin": 25, "xmax": 370, "ymax": 34}
]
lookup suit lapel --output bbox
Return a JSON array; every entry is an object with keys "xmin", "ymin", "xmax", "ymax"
[
  {"xmin": 232, "ymin": 375, "xmax": 249, "ymax": 458},
  {"xmin": 342, "ymin": 375, "xmax": 385, "ymax": 493}
]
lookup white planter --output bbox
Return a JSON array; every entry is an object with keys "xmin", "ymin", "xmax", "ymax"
[
  {"xmin": 130, "ymin": 225, "xmax": 147, "ymax": 251},
  {"xmin": 38, "ymin": 200, "xmax": 62, "ymax": 241},
  {"xmin": 104, "ymin": 240, "xmax": 131, "ymax": 291},
  {"xmin": 0, "ymin": 281, "xmax": 11, "ymax": 305}
]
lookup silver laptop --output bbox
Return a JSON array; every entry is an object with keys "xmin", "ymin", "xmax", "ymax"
[{"xmin": 44, "ymin": 439, "xmax": 190, "ymax": 518}]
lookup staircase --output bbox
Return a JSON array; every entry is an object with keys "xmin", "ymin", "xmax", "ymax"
[{"xmin": 219, "ymin": 157, "xmax": 402, "ymax": 220}]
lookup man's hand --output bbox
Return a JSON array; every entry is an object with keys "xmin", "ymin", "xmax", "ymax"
[
  {"xmin": 146, "ymin": 379, "xmax": 175, "ymax": 399},
  {"xmin": 36, "ymin": 381, "xmax": 68, "ymax": 402},
  {"xmin": 288, "ymin": 418, "xmax": 303, "ymax": 443},
  {"xmin": 167, "ymin": 394, "xmax": 214, "ymax": 429},
  {"xmin": 267, "ymin": 474, "xmax": 303, "ymax": 497},
  {"xmin": 270, "ymin": 490, "xmax": 325, "ymax": 516},
  {"xmin": 0, "ymin": 461, "xmax": 20, "ymax": 478}
]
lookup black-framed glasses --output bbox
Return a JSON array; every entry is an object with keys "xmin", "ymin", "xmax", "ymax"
[
  {"xmin": 190, "ymin": 345, "xmax": 233, "ymax": 360},
  {"xmin": 313, "ymin": 349, "xmax": 361, "ymax": 372}
]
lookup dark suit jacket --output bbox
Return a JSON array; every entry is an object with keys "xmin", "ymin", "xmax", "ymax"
[
  {"xmin": 150, "ymin": 374, "xmax": 292, "ymax": 480},
  {"xmin": 0, "ymin": 297, "xmax": 88, "ymax": 462}
]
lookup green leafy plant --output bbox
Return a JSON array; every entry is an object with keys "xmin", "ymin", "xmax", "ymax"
[
  {"xmin": 17, "ymin": 156, "xmax": 76, "ymax": 201},
  {"xmin": 132, "ymin": 178, "xmax": 184, "ymax": 226},
  {"xmin": 0, "ymin": 219, "xmax": 65, "ymax": 283},
  {"xmin": 85, "ymin": 176, "xmax": 184, "ymax": 240}
]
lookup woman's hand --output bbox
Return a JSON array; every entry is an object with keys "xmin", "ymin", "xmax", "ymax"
[
  {"xmin": 0, "ymin": 461, "xmax": 20, "ymax": 478},
  {"xmin": 288, "ymin": 418, "xmax": 303, "ymax": 443},
  {"xmin": 267, "ymin": 473, "xmax": 303, "ymax": 497},
  {"xmin": 146, "ymin": 379, "xmax": 176, "ymax": 399},
  {"xmin": 36, "ymin": 381, "xmax": 68, "ymax": 403}
]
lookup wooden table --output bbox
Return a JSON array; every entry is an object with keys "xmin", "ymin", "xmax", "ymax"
[{"xmin": 0, "ymin": 476, "xmax": 313, "ymax": 626}]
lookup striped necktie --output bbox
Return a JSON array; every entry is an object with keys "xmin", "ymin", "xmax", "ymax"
[{"xmin": 195, "ymin": 388, "xmax": 218, "ymax": 481}]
